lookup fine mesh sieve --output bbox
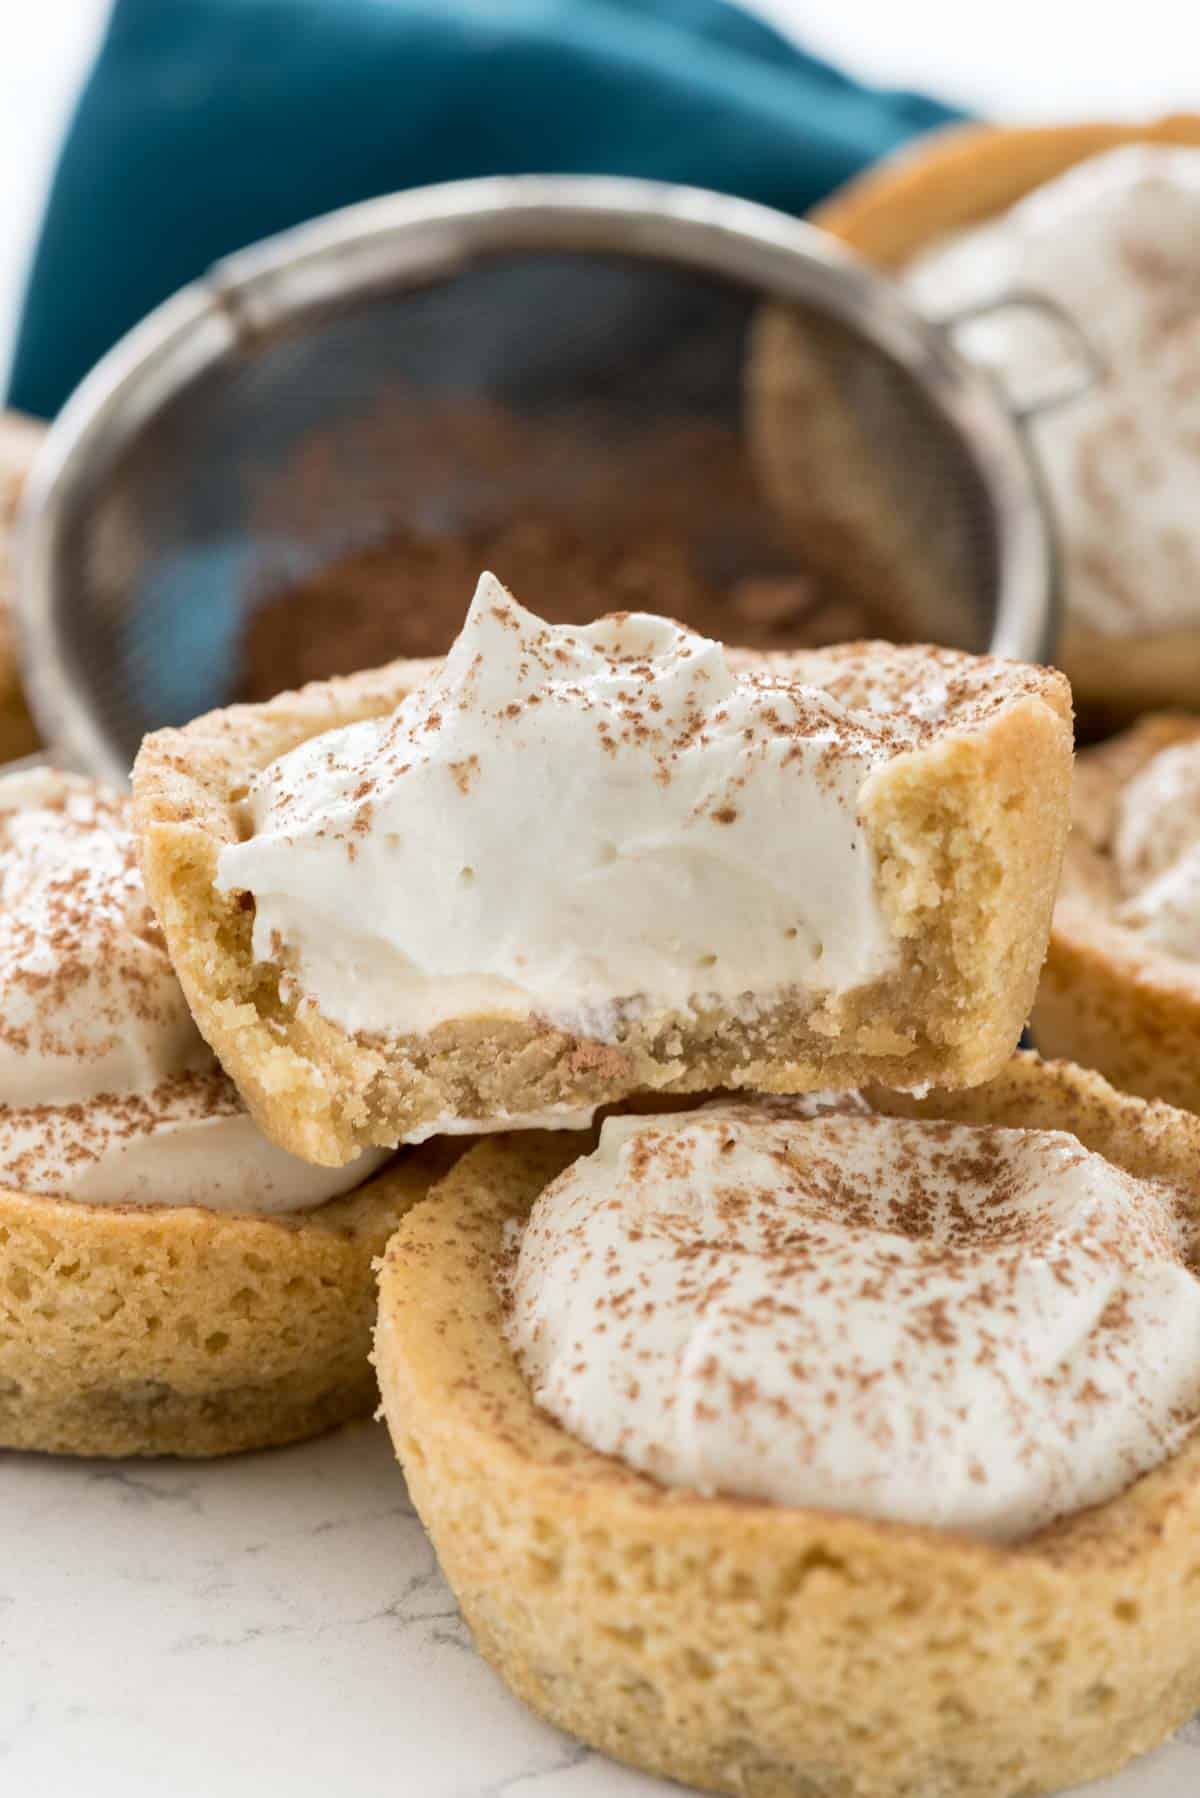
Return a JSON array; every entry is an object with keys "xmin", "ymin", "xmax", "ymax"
[{"xmin": 17, "ymin": 177, "xmax": 1064, "ymax": 786}]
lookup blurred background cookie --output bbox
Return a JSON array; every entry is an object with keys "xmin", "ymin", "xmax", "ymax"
[
  {"xmin": 0, "ymin": 409, "xmax": 41, "ymax": 761},
  {"xmin": 1033, "ymin": 714, "xmax": 1200, "ymax": 1113},
  {"xmin": 759, "ymin": 118, "xmax": 1200, "ymax": 729}
]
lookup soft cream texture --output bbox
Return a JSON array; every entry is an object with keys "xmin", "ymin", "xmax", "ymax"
[
  {"xmin": 217, "ymin": 575, "xmax": 907, "ymax": 1048},
  {"xmin": 1113, "ymin": 738, "xmax": 1200, "ymax": 958},
  {"xmin": 403, "ymin": 1104, "xmax": 600, "ymax": 1146},
  {"xmin": 0, "ymin": 776, "xmax": 204, "ymax": 1103},
  {"xmin": 504, "ymin": 1097, "xmax": 1200, "ymax": 1541},
  {"xmin": 905, "ymin": 145, "xmax": 1200, "ymax": 639},
  {"xmin": 0, "ymin": 770, "xmax": 381, "ymax": 1212}
]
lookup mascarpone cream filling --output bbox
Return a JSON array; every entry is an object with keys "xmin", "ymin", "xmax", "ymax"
[
  {"xmin": 504, "ymin": 1097, "xmax": 1200, "ymax": 1541},
  {"xmin": 1112, "ymin": 738, "xmax": 1200, "ymax": 958},
  {"xmin": 217, "ymin": 575, "xmax": 906, "ymax": 1063},
  {"xmin": 0, "ymin": 771, "xmax": 383, "ymax": 1212},
  {"xmin": 905, "ymin": 145, "xmax": 1200, "ymax": 641}
]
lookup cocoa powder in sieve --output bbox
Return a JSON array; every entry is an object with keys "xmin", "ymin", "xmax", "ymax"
[
  {"xmin": 237, "ymin": 516, "xmax": 886, "ymax": 702},
  {"xmin": 235, "ymin": 397, "xmax": 889, "ymax": 702}
]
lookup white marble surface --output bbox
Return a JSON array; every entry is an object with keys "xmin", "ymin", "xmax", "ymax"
[{"xmin": 2, "ymin": 1418, "xmax": 1198, "ymax": 1798}]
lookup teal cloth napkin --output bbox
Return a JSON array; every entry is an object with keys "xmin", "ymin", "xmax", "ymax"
[{"xmin": 8, "ymin": 0, "xmax": 960, "ymax": 418}]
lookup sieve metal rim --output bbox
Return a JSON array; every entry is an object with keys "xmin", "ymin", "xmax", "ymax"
[{"xmin": 17, "ymin": 174, "xmax": 1058, "ymax": 786}]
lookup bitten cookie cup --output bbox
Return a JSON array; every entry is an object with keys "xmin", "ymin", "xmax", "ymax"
[
  {"xmin": 749, "ymin": 115, "xmax": 1200, "ymax": 724},
  {"xmin": 1032, "ymin": 714, "xmax": 1200, "ymax": 1115},
  {"xmin": 0, "ymin": 1143, "xmax": 454, "ymax": 1458},
  {"xmin": 132, "ymin": 639, "xmax": 1072, "ymax": 1168},
  {"xmin": 375, "ymin": 1056, "xmax": 1200, "ymax": 1798}
]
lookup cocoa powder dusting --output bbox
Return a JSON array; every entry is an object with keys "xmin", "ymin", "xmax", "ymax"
[
  {"xmin": 237, "ymin": 515, "xmax": 884, "ymax": 703},
  {"xmin": 504, "ymin": 1095, "xmax": 1200, "ymax": 1535}
]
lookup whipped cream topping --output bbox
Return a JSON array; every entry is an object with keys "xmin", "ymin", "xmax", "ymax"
[
  {"xmin": 216, "ymin": 575, "xmax": 965, "ymax": 1058},
  {"xmin": 0, "ymin": 771, "xmax": 381, "ymax": 1211},
  {"xmin": 504, "ymin": 1097, "xmax": 1200, "ymax": 1540},
  {"xmin": 1112, "ymin": 738, "xmax": 1200, "ymax": 958},
  {"xmin": 403, "ymin": 1104, "xmax": 600, "ymax": 1147},
  {"xmin": 906, "ymin": 145, "xmax": 1200, "ymax": 639}
]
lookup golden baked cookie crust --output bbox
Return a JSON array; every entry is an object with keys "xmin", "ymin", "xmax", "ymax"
[
  {"xmin": 0, "ymin": 1141, "xmax": 455, "ymax": 1458},
  {"xmin": 753, "ymin": 115, "xmax": 1200, "ymax": 722},
  {"xmin": 810, "ymin": 117, "xmax": 1200, "ymax": 271},
  {"xmin": 1032, "ymin": 713, "xmax": 1200, "ymax": 1113},
  {"xmin": 132, "ymin": 644, "xmax": 1072, "ymax": 1167},
  {"xmin": 375, "ymin": 1054, "xmax": 1200, "ymax": 1798}
]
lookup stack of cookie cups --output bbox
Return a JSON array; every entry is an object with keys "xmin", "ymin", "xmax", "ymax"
[
  {"xmin": 101, "ymin": 570, "xmax": 1200, "ymax": 1798},
  {"xmin": 13, "ymin": 115, "xmax": 1200, "ymax": 1797}
]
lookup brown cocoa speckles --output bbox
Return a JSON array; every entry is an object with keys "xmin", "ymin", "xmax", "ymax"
[
  {"xmin": 0, "ymin": 1069, "xmax": 245, "ymax": 1197},
  {"xmin": 0, "ymin": 783, "xmax": 197, "ymax": 1073},
  {"xmin": 245, "ymin": 584, "xmax": 1057, "ymax": 876},
  {"xmin": 502, "ymin": 1093, "xmax": 1200, "ymax": 1535}
]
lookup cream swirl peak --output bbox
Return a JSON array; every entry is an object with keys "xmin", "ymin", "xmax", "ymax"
[
  {"xmin": 216, "ymin": 575, "xmax": 955, "ymax": 1046},
  {"xmin": 503, "ymin": 1097, "xmax": 1200, "ymax": 1541},
  {"xmin": 906, "ymin": 145, "xmax": 1200, "ymax": 640},
  {"xmin": 0, "ymin": 771, "xmax": 380, "ymax": 1211},
  {"xmin": 1113, "ymin": 738, "xmax": 1200, "ymax": 959}
]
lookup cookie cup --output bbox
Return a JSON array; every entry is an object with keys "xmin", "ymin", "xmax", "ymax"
[
  {"xmin": 2, "ymin": 1142, "xmax": 453, "ymax": 1457},
  {"xmin": 134, "ymin": 648, "xmax": 1071, "ymax": 1166},
  {"xmin": 750, "ymin": 116, "xmax": 1200, "ymax": 721},
  {"xmin": 375, "ymin": 1055, "xmax": 1200, "ymax": 1798},
  {"xmin": 1032, "ymin": 713, "xmax": 1200, "ymax": 1113}
]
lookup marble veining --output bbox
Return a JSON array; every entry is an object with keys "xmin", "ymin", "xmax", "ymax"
[{"xmin": 0, "ymin": 1421, "xmax": 1196, "ymax": 1797}]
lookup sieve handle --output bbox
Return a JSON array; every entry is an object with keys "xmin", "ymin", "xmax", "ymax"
[{"xmin": 935, "ymin": 289, "xmax": 1107, "ymax": 422}]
